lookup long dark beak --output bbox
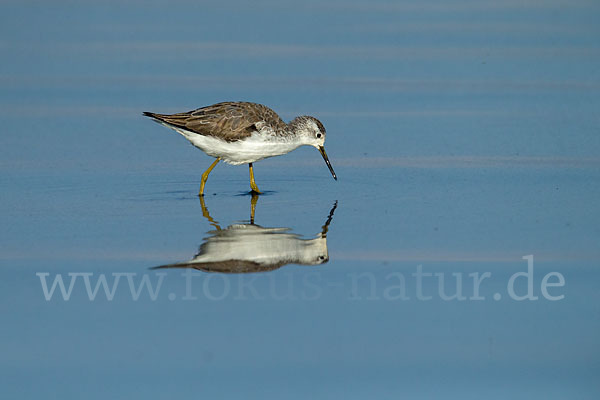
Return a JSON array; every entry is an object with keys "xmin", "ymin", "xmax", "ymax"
[{"xmin": 318, "ymin": 146, "xmax": 337, "ymax": 180}]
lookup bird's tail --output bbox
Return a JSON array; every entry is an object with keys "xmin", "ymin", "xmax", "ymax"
[{"xmin": 143, "ymin": 111, "xmax": 160, "ymax": 119}]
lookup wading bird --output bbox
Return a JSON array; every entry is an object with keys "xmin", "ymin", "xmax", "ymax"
[{"xmin": 143, "ymin": 101, "xmax": 337, "ymax": 195}]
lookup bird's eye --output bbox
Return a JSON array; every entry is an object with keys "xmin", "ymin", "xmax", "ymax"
[{"xmin": 316, "ymin": 133, "xmax": 322, "ymax": 138}]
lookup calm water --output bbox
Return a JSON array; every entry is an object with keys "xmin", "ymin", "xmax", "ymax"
[{"xmin": 1, "ymin": 0, "xmax": 599, "ymax": 398}]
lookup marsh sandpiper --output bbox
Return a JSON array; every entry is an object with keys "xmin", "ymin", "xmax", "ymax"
[{"xmin": 143, "ymin": 101, "xmax": 337, "ymax": 195}]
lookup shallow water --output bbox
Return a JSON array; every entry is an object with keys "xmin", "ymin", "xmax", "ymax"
[{"xmin": 1, "ymin": 0, "xmax": 600, "ymax": 398}]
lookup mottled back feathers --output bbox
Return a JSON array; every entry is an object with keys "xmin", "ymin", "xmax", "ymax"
[{"xmin": 144, "ymin": 101, "xmax": 288, "ymax": 142}]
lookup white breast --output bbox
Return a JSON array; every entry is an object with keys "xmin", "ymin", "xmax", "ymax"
[{"xmin": 168, "ymin": 124, "xmax": 302, "ymax": 165}]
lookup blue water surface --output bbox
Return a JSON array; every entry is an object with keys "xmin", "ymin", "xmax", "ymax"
[{"xmin": 1, "ymin": 0, "xmax": 599, "ymax": 398}]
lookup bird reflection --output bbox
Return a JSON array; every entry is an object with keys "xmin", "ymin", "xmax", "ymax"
[{"xmin": 153, "ymin": 195, "xmax": 337, "ymax": 273}]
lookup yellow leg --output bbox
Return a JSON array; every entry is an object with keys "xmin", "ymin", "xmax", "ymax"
[
  {"xmin": 249, "ymin": 163, "xmax": 262, "ymax": 194},
  {"xmin": 199, "ymin": 196, "xmax": 221, "ymax": 230},
  {"xmin": 250, "ymin": 193, "xmax": 259, "ymax": 224},
  {"xmin": 199, "ymin": 158, "xmax": 220, "ymax": 196}
]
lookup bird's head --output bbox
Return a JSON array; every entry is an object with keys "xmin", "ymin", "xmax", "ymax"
[
  {"xmin": 290, "ymin": 115, "xmax": 327, "ymax": 146},
  {"xmin": 289, "ymin": 116, "xmax": 337, "ymax": 180}
]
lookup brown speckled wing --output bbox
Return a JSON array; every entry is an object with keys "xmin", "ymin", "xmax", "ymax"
[
  {"xmin": 152, "ymin": 259, "xmax": 286, "ymax": 274},
  {"xmin": 144, "ymin": 102, "xmax": 287, "ymax": 142}
]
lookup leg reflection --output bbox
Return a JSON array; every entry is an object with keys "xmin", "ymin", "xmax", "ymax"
[
  {"xmin": 250, "ymin": 193, "xmax": 259, "ymax": 224},
  {"xmin": 199, "ymin": 196, "xmax": 221, "ymax": 230}
]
